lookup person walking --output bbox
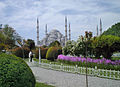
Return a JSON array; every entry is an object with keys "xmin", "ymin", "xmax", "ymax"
[{"xmin": 29, "ymin": 51, "xmax": 33, "ymax": 62}]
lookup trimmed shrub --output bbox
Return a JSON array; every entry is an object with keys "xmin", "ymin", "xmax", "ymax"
[
  {"xmin": 35, "ymin": 47, "xmax": 48, "ymax": 59},
  {"xmin": 49, "ymin": 41, "xmax": 61, "ymax": 47},
  {"xmin": 12, "ymin": 47, "xmax": 30, "ymax": 58},
  {"xmin": 46, "ymin": 47, "xmax": 62, "ymax": 61},
  {"xmin": 0, "ymin": 53, "xmax": 36, "ymax": 87}
]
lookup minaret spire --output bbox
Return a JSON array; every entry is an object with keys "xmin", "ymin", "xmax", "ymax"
[
  {"xmin": 100, "ymin": 18, "xmax": 102, "ymax": 35},
  {"xmin": 37, "ymin": 17, "xmax": 39, "ymax": 45},
  {"xmin": 69, "ymin": 22, "xmax": 71, "ymax": 40},
  {"xmin": 65, "ymin": 16, "xmax": 67, "ymax": 45},
  {"xmin": 45, "ymin": 24, "xmax": 48, "ymax": 36},
  {"xmin": 0, "ymin": 24, "xmax": 2, "ymax": 30},
  {"xmin": 96, "ymin": 25, "xmax": 98, "ymax": 36}
]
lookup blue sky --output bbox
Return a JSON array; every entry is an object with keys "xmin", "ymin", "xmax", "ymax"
[{"xmin": 0, "ymin": 0, "xmax": 120, "ymax": 42}]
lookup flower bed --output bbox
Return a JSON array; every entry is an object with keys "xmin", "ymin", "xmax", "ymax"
[{"xmin": 57, "ymin": 55, "xmax": 120, "ymax": 70}]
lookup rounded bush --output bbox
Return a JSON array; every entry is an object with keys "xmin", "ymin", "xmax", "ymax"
[
  {"xmin": 12, "ymin": 47, "xmax": 30, "ymax": 58},
  {"xmin": 46, "ymin": 47, "xmax": 62, "ymax": 61},
  {"xmin": 0, "ymin": 53, "xmax": 36, "ymax": 87},
  {"xmin": 35, "ymin": 47, "xmax": 48, "ymax": 59}
]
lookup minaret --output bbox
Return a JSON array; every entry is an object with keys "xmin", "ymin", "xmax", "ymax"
[
  {"xmin": 96, "ymin": 25, "xmax": 98, "ymax": 36},
  {"xmin": 100, "ymin": 18, "xmax": 102, "ymax": 35},
  {"xmin": 65, "ymin": 16, "xmax": 67, "ymax": 45},
  {"xmin": 45, "ymin": 24, "xmax": 48, "ymax": 36},
  {"xmin": 37, "ymin": 17, "xmax": 39, "ymax": 45},
  {"xmin": 69, "ymin": 22, "xmax": 71, "ymax": 40},
  {"xmin": 0, "ymin": 24, "xmax": 2, "ymax": 30},
  {"xmin": 45, "ymin": 24, "xmax": 48, "ymax": 46}
]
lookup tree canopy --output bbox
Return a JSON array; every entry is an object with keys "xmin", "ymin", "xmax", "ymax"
[
  {"xmin": 92, "ymin": 35, "xmax": 120, "ymax": 59},
  {"xmin": 102, "ymin": 22, "xmax": 120, "ymax": 37}
]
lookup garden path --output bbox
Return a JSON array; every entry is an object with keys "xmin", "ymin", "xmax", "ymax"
[{"xmin": 27, "ymin": 62, "xmax": 120, "ymax": 87}]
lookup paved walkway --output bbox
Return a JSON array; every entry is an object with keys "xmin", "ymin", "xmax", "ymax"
[{"xmin": 27, "ymin": 62, "xmax": 120, "ymax": 87}]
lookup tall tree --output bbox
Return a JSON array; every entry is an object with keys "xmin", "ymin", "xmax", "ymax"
[
  {"xmin": 2, "ymin": 25, "xmax": 16, "ymax": 49},
  {"xmin": 25, "ymin": 39, "xmax": 35, "ymax": 50},
  {"xmin": 3, "ymin": 25, "xmax": 15, "ymax": 39},
  {"xmin": 92, "ymin": 35, "xmax": 120, "ymax": 59}
]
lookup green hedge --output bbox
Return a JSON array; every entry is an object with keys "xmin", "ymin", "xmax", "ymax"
[
  {"xmin": 0, "ymin": 53, "xmax": 36, "ymax": 87},
  {"xmin": 35, "ymin": 47, "xmax": 48, "ymax": 59},
  {"xmin": 46, "ymin": 47, "xmax": 62, "ymax": 61},
  {"xmin": 12, "ymin": 47, "xmax": 30, "ymax": 58}
]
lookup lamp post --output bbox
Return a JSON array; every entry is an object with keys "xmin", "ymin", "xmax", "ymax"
[{"xmin": 38, "ymin": 41, "xmax": 41, "ymax": 64}]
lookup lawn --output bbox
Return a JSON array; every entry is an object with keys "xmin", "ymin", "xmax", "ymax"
[{"xmin": 36, "ymin": 82, "xmax": 55, "ymax": 87}]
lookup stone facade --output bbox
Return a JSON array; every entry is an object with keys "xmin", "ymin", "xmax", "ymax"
[{"xmin": 40, "ymin": 29, "xmax": 65, "ymax": 46}]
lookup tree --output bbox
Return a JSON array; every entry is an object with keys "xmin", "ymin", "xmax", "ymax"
[
  {"xmin": 25, "ymin": 39, "xmax": 35, "ymax": 50},
  {"xmin": 73, "ymin": 31, "xmax": 93, "ymax": 57},
  {"xmin": 0, "ymin": 32, "xmax": 7, "ymax": 52},
  {"xmin": 73, "ymin": 36, "xmax": 86, "ymax": 57},
  {"xmin": 0, "ymin": 32, "xmax": 6, "ymax": 44},
  {"xmin": 102, "ymin": 22, "xmax": 120, "ymax": 37},
  {"xmin": 2, "ymin": 25, "xmax": 15, "ymax": 40},
  {"xmin": 62, "ymin": 40, "xmax": 76, "ymax": 55},
  {"xmin": 2, "ymin": 25, "xmax": 16, "ymax": 49},
  {"xmin": 92, "ymin": 35, "xmax": 120, "ymax": 59}
]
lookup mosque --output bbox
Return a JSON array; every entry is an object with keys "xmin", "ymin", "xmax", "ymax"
[{"xmin": 36, "ymin": 17, "xmax": 71, "ymax": 46}]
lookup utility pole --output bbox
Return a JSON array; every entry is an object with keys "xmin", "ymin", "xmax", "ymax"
[{"xmin": 37, "ymin": 17, "xmax": 41, "ymax": 64}]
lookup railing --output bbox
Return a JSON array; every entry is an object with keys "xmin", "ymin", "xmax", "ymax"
[{"xmin": 33, "ymin": 61, "xmax": 120, "ymax": 80}]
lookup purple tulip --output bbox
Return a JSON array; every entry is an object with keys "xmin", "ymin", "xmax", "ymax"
[{"xmin": 57, "ymin": 55, "xmax": 120, "ymax": 65}]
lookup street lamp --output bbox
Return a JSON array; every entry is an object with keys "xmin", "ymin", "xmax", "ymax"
[{"xmin": 37, "ymin": 41, "xmax": 41, "ymax": 64}]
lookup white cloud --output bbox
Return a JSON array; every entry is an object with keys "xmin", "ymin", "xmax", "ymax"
[{"xmin": 0, "ymin": 0, "xmax": 120, "ymax": 42}]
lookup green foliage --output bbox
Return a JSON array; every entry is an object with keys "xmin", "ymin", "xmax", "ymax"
[
  {"xmin": 102, "ymin": 22, "xmax": 120, "ymax": 37},
  {"xmin": 58, "ymin": 59, "xmax": 120, "ymax": 70},
  {"xmin": 25, "ymin": 39, "xmax": 35, "ymax": 50},
  {"xmin": 92, "ymin": 35, "xmax": 120, "ymax": 59},
  {"xmin": 62, "ymin": 31, "xmax": 93, "ymax": 57},
  {"xmin": 49, "ymin": 41, "xmax": 61, "ymax": 47},
  {"xmin": 0, "ymin": 25, "xmax": 16, "ymax": 49},
  {"xmin": 35, "ymin": 82, "xmax": 55, "ymax": 87},
  {"xmin": 12, "ymin": 47, "xmax": 30, "ymax": 58},
  {"xmin": 2, "ymin": 25, "xmax": 15, "ymax": 39},
  {"xmin": 0, "ymin": 32, "xmax": 6, "ymax": 43},
  {"xmin": 0, "ymin": 53, "xmax": 36, "ymax": 87},
  {"xmin": 35, "ymin": 47, "xmax": 48, "ymax": 59},
  {"xmin": 62, "ymin": 40, "xmax": 76, "ymax": 55},
  {"xmin": 46, "ymin": 47, "xmax": 62, "ymax": 61},
  {"xmin": 42, "ymin": 45, "xmax": 47, "ymax": 48},
  {"xmin": 72, "ymin": 36, "xmax": 86, "ymax": 57},
  {"xmin": 0, "ymin": 43, "xmax": 7, "ymax": 52},
  {"xmin": 5, "ymin": 38, "xmax": 15, "ymax": 49}
]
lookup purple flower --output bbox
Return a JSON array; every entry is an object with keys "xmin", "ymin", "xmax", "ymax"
[{"xmin": 57, "ymin": 55, "xmax": 120, "ymax": 65}]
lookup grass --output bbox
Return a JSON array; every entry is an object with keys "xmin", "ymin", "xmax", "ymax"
[
  {"xmin": 35, "ymin": 82, "xmax": 55, "ymax": 87},
  {"xmin": 111, "ymin": 57, "xmax": 120, "ymax": 61}
]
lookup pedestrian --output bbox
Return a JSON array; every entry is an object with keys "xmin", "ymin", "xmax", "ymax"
[{"xmin": 29, "ymin": 51, "xmax": 33, "ymax": 62}]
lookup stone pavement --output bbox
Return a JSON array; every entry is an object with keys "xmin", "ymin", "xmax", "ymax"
[{"xmin": 27, "ymin": 62, "xmax": 120, "ymax": 87}]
